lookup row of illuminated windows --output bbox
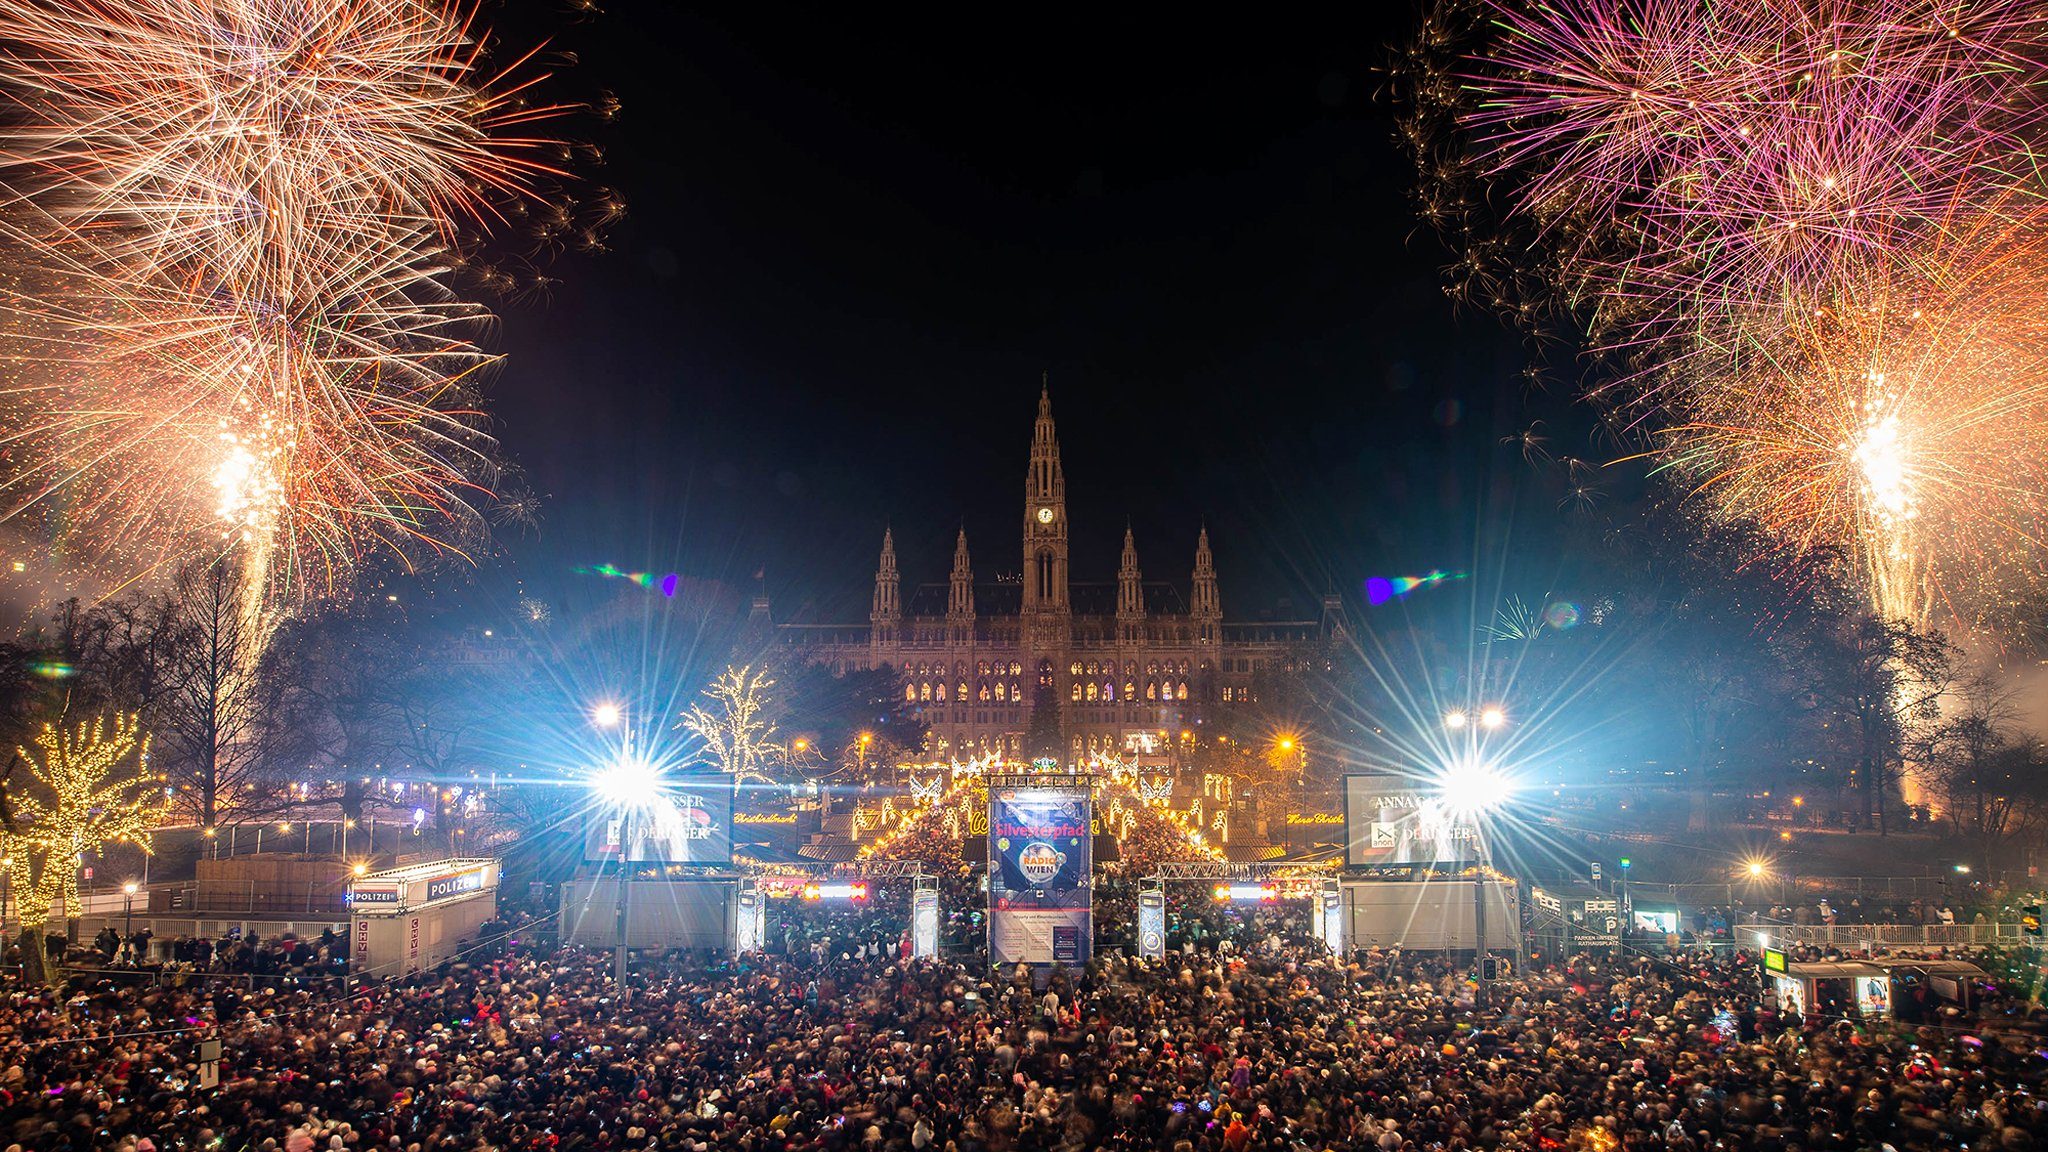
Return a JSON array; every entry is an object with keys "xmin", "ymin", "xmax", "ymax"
[
  {"xmin": 1069, "ymin": 680, "xmax": 1187, "ymax": 702},
  {"xmin": 1068, "ymin": 659, "xmax": 1193, "ymax": 678},
  {"xmin": 907, "ymin": 660, "xmax": 1025, "ymax": 678},
  {"xmin": 906, "ymin": 680, "xmax": 1025, "ymax": 703}
]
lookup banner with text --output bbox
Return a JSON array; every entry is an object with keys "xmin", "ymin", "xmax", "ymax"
[{"xmin": 988, "ymin": 781, "xmax": 1092, "ymax": 966}]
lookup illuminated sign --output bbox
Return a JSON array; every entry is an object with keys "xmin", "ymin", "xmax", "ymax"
[
  {"xmin": 802, "ymin": 882, "xmax": 870, "ymax": 902},
  {"xmin": 1343, "ymin": 774, "xmax": 1484, "ymax": 868},
  {"xmin": 425, "ymin": 869, "xmax": 485, "ymax": 903},
  {"xmin": 1213, "ymin": 883, "xmax": 1278, "ymax": 903},
  {"xmin": 733, "ymin": 813, "xmax": 797, "ymax": 826},
  {"xmin": 348, "ymin": 885, "xmax": 401, "ymax": 905},
  {"xmin": 1763, "ymin": 948, "xmax": 1788, "ymax": 973},
  {"xmin": 1285, "ymin": 813, "xmax": 1344, "ymax": 826}
]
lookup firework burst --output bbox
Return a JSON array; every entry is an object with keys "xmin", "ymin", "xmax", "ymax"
[
  {"xmin": 0, "ymin": 0, "xmax": 599, "ymax": 624},
  {"xmin": 1406, "ymin": 0, "xmax": 2048, "ymax": 633}
]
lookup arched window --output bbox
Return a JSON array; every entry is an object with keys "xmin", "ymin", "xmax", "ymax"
[
  {"xmin": 978, "ymin": 682, "xmax": 991, "ymax": 702},
  {"xmin": 1077, "ymin": 683, "xmax": 1088, "ymax": 702},
  {"xmin": 978, "ymin": 660, "xmax": 991, "ymax": 675},
  {"xmin": 958, "ymin": 681, "xmax": 968, "ymax": 701},
  {"xmin": 935, "ymin": 682, "xmax": 947, "ymax": 702},
  {"xmin": 1009, "ymin": 662, "xmax": 1022, "ymax": 676},
  {"xmin": 920, "ymin": 682, "xmax": 933, "ymax": 701},
  {"xmin": 1069, "ymin": 661, "xmax": 1082, "ymax": 677},
  {"xmin": 1010, "ymin": 680, "xmax": 1021, "ymax": 699},
  {"xmin": 1176, "ymin": 683, "xmax": 1189, "ymax": 700},
  {"xmin": 1124, "ymin": 681, "xmax": 1136, "ymax": 700},
  {"xmin": 1147, "ymin": 661, "xmax": 1159, "ymax": 675},
  {"xmin": 994, "ymin": 681, "xmax": 1007, "ymax": 702},
  {"xmin": 904, "ymin": 683, "xmax": 916, "ymax": 702},
  {"xmin": 1146, "ymin": 681, "xmax": 1157, "ymax": 700},
  {"xmin": 1102, "ymin": 681, "xmax": 1115, "ymax": 701},
  {"xmin": 1085, "ymin": 661, "xmax": 1097, "ymax": 677}
]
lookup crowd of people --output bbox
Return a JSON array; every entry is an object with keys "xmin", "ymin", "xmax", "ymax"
[{"xmin": 3, "ymin": 902, "xmax": 2044, "ymax": 1152}]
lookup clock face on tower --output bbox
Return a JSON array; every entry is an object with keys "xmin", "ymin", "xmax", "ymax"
[{"xmin": 1036, "ymin": 506, "xmax": 1055, "ymax": 524}]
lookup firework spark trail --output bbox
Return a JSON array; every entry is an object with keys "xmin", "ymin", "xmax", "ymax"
[
  {"xmin": 0, "ymin": 0, "xmax": 593, "ymax": 634},
  {"xmin": 1413, "ymin": 0, "xmax": 2048, "ymax": 634}
]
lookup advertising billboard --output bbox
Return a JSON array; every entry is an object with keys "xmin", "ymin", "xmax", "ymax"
[
  {"xmin": 585, "ymin": 772, "xmax": 734, "ymax": 864},
  {"xmin": 988, "ymin": 780, "xmax": 1092, "ymax": 966},
  {"xmin": 1343, "ymin": 773, "xmax": 1484, "ymax": 870}
]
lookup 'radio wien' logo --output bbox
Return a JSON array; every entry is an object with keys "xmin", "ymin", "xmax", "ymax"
[{"xmin": 1018, "ymin": 842, "xmax": 1065, "ymax": 886}]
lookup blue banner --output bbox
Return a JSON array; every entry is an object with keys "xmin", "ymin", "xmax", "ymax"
[{"xmin": 988, "ymin": 782, "xmax": 1092, "ymax": 966}]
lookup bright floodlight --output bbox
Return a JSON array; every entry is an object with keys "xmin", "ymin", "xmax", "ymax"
[
  {"xmin": 1437, "ymin": 757, "xmax": 1514, "ymax": 818},
  {"xmin": 1444, "ymin": 710, "xmax": 1469, "ymax": 729},
  {"xmin": 591, "ymin": 701, "xmax": 624, "ymax": 729},
  {"xmin": 1746, "ymin": 859, "xmax": 1768, "ymax": 878},
  {"xmin": 590, "ymin": 756, "xmax": 665, "ymax": 807},
  {"xmin": 1479, "ymin": 706, "xmax": 1506, "ymax": 730}
]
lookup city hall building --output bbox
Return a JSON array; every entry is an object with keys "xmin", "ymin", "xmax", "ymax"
[{"xmin": 775, "ymin": 387, "xmax": 1347, "ymax": 763}]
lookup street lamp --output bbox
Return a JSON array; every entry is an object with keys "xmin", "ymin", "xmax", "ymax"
[
  {"xmin": 121, "ymin": 881, "xmax": 138, "ymax": 958},
  {"xmin": 592, "ymin": 701, "xmax": 623, "ymax": 729},
  {"xmin": 1437, "ymin": 756, "xmax": 1514, "ymax": 999},
  {"xmin": 1479, "ymin": 706, "xmax": 1506, "ymax": 730}
]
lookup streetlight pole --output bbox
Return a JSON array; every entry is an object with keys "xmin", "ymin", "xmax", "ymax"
[
  {"xmin": 592, "ymin": 702, "xmax": 637, "ymax": 997},
  {"xmin": 121, "ymin": 882, "xmax": 137, "ymax": 960},
  {"xmin": 615, "ymin": 809, "xmax": 634, "ymax": 992}
]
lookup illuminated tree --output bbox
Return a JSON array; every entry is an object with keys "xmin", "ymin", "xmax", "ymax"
[
  {"xmin": 680, "ymin": 665, "xmax": 784, "ymax": 785},
  {"xmin": 1, "ymin": 713, "xmax": 165, "ymax": 985}
]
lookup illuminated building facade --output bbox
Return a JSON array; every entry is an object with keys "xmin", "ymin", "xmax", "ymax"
[{"xmin": 776, "ymin": 387, "xmax": 1346, "ymax": 763}]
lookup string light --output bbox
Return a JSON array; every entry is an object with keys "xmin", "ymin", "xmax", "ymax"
[{"xmin": 3, "ymin": 714, "xmax": 164, "ymax": 933}]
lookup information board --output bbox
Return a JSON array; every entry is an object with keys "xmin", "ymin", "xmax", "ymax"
[
  {"xmin": 988, "ymin": 779, "xmax": 1092, "ymax": 966},
  {"xmin": 1137, "ymin": 891, "xmax": 1166, "ymax": 959},
  {"xmin": 912, "ymin": 888, "xmax": 940, "ymax": 960}
]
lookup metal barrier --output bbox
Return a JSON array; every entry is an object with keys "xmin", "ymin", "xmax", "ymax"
[
  {"xmin": 1740, "ymin": 922, "xmax": 2023, "ymax": 947},
  {"xmin": 152, "ymin": 881, "xmax": 352, "ymax": 916},
  {"xmin": 1628, "ymin": 875, "xmax": 1977, "ymax": 905}
]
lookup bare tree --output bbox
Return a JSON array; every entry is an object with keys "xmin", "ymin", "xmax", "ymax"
[{"xmin": 152, "ymin": 561, "xmax": 309, "ymax": 831}]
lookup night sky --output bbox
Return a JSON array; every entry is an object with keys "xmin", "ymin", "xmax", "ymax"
[{"xmin": 486, "ymin": 3, "xmax": 1594, "ymax": 627}]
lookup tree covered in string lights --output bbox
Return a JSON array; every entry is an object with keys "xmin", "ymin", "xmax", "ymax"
[
  {"xmin": 1, "ymin": 712, "xmax": 165, "ymax": 985},
  {"xmin": 680, "ymin": 665, "xmax": 784, "ymax": 785}
]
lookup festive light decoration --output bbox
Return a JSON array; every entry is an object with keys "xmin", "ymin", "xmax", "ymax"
[
  {"xmin": 680, "ymin": 665, "xmax": 784, "ymax": 786},
  {"xmin": 3, "ymin": 715, "xmax": 164, "ymax": 969},
  {"xmin": 0, "ymin": 0, "xmax": 602, "ymax": 631}
]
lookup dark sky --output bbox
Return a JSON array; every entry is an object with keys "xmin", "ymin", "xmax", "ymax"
[{"xmin": 485, "ymin": 2, "xmax": 1592, "ymax": 626}]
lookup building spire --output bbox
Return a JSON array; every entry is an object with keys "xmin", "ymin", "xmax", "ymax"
[
  {"xmin": 1023, "ymin": 381, "xmax": 1068, "ymax": 617},
  {"xmin": 1191, "ymin": 523, "xmax": 1220, "ymax": 640},
  {"xmin": 948, "ymin": 526, "xmax": 974, "ymax": 622},
  {"xmin": 870, "ymin": 526, "xmax": 900, "ymax": 631},
  {"xmin": 1117, "ymin": 525, "xmax": 1144, "ymax": 634}
]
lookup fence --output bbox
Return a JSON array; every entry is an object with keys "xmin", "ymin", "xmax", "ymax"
[
  {"xmin": 1626, "ymin": 875, "xmax": 1974, "ymax": 905},
  {"xmin": 1738, "ymin": 921, "xmax": 2024, "ymax": 948},
  {"xmin": 150, "ymin": 881, "xmax": 352, "ymax": 917}
]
